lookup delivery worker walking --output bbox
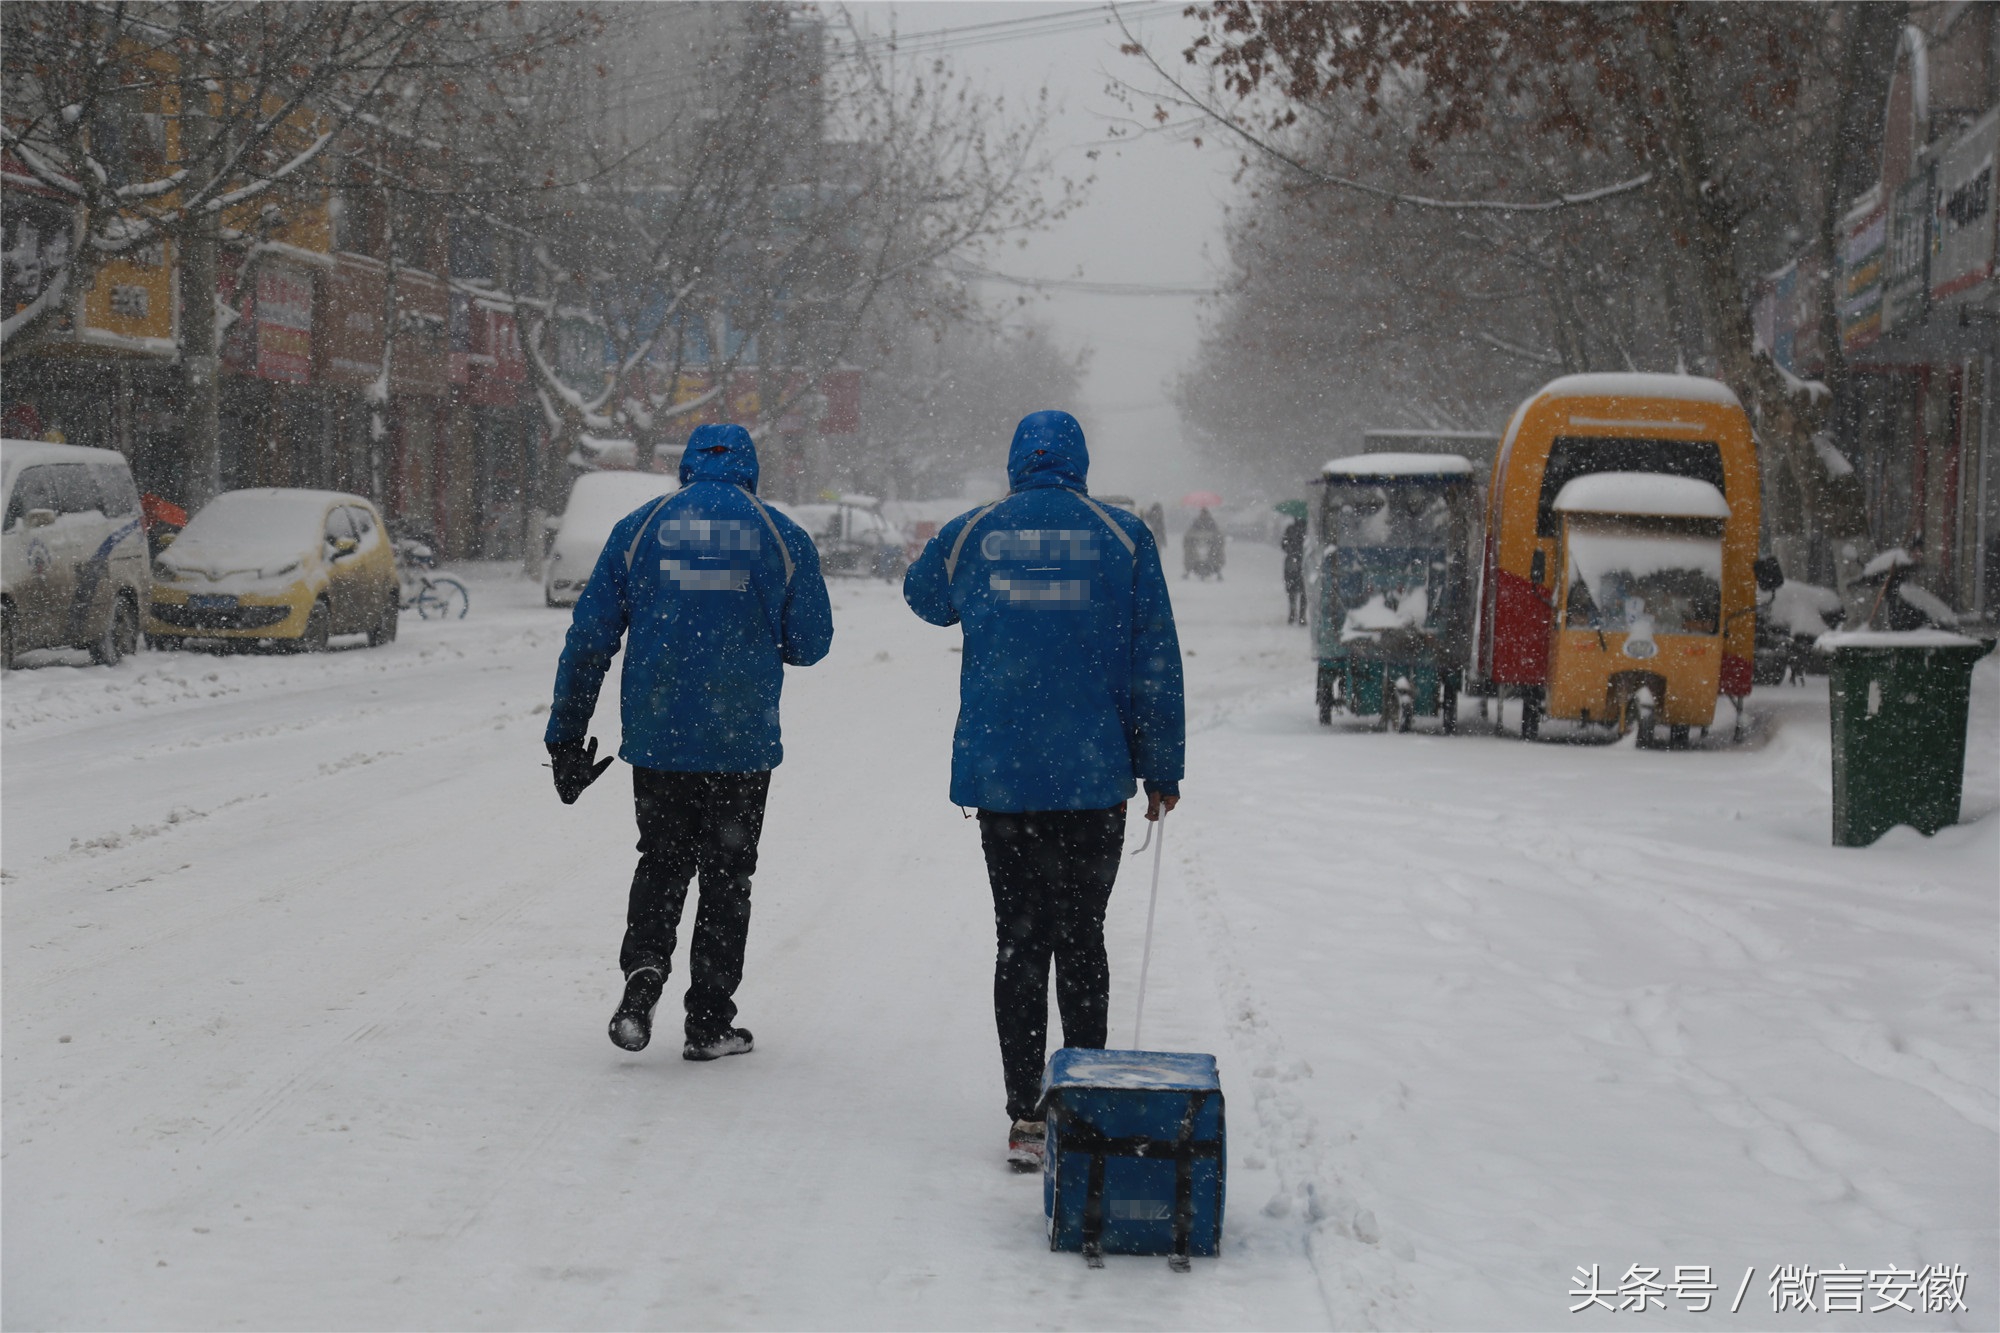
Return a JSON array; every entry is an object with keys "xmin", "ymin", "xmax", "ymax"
[
  {"xmin": 903, "ymin": 410, "xmax": 1185, "ymax": 1168},
  {"xmin": 545, "ymin": 423, "xmax": 833, "ymax": 1061}
]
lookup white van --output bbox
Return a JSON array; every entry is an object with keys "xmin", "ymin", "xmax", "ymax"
[
  {"xmin": 543, "ymin": 469, "xmax": 679, "ymax": 607},
  {"xmin": 2, "ymin": 440, "xmax": 150, "ymax": 667}
]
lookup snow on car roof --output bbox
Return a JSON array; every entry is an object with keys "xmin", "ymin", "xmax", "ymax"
[
  {"xmin": 1534, "ymin": 372, "xmax": 1742, "ymax": 408},
  {"xmin": 2, "ymin": 438, "xmax": 136, "ymax": 484},
  {"xmin": 1322, "ymin": 452, "xmax": 1475, "ymax": 477},
  {"xmin": 1553, "ymin": 472, "xmax": 1730, "ymax": 518}
]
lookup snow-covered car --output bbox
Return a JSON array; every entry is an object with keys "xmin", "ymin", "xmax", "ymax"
[
  {"xmin": 147, "ymin": 489, "xmax": 398, "ymax": 652},
  {"xmin": 775, "ymin": 495, "xmax": 907, "ymax": 581},
  {"xmin": 2, "ymin": 440, "xmax": 149, "ymax": 668},
  {"xmin": 543, "ymin": 469, "xmax": 679, "ymax": 607}
]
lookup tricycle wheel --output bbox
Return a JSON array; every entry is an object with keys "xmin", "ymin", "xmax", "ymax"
[
  {"xmin": 1315, "ymin": 667, "xmax": 1334, "ymax": 726},
  {"xmin": 1669, "ymin": 724, "xmax": 1691, "ymax": 750},
  {"xmin": 1440, "ymin": 678, "xmax": 1459, "ymax": 735},
  {"xmin": 1519, "ymin": 689, "xmax": 1542, "ymax": 741}
]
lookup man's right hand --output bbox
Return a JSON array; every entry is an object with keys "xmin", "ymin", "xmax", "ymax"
[
  {"xmin": 548, "ymin": 737, "xmax": 614, "ymax": 804},
  {"xmin": 1145, "ymin": 790, "xmax": 1179, "ymax": 821}
]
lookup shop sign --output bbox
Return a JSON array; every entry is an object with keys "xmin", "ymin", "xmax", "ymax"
[
  {"xmin": 468, "ymin": 306, "xmax": 525, "ymax": 407},
  {"xmin": 1882, "ymin": 164, "xmax": 1932, "ymax": 336},
  {"xmin": 1840, "ymin": 192, "xmax": 1886, "ymax": 353},
  {"xmin": 81, "ymin": 247, "xmax": 174, "ymax": 351},
  {"xmin": 389, "ymin": 269, "xmax": 448, "ymax": 397},
  {"xmin": 254, "ymin": 263, "xmax": 313, "ymax": 383},
  {"xmin": 818, "ymin": 367, "xmax": 861, "ymax": 434},
  {"xmin": 1932, "ymin": 106, "xmax": 1999, "ymax": 305},
  {"xmin": 320, "ymin": 256, "xmax": 384, "ymax": 386}
]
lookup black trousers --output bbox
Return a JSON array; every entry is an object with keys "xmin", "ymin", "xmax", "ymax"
[
  {"xmin": 978, "ymin": 807, "xmax": 1126, "ymax": 1122},
  {"xmin": 622, "ymin": 768, "xmax": 771, "ymax": 1041}
]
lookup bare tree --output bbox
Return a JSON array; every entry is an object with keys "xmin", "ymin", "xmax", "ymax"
[
  {"xmin": 446, "ymin": 3, "xmax": 1080, "ymax": 508},
  {"xmin": 1144, "ymin": 1, "xmax": 1894, "ymax": 593},
  {"xmin": 3, "ymin": 0, "xmax": 582, "ymax": 504}
]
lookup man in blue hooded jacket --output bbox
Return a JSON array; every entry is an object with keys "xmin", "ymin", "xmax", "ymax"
[
  {"xmin": 546, "ymin": 423, "xmax": 833, "ymax": 1061},
  {"xmin": 903, "ymin": 409, "xmax": 1185, "ymax": 1167}
]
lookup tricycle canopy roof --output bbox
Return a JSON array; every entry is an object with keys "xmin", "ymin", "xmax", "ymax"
[
  {"xmin": 1321, "ymin": 452, "xmax": 1476, "ymax": 480},
  {"xmin": 1553, "ymin": 471, "xmax": 1730, "ymax": 519}
]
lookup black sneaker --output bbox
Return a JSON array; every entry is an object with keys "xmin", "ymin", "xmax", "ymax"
[
  {"xmin": 682, "ymin": 1027, "xmax": 753, "ymax": 1061},
  {"xmin": 608, "ymin": 966, "xmax": 664, "ymax": 1052}
]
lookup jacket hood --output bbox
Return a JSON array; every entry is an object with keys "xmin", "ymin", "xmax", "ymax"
[
  {"xmin": 1006, "ymin": 410, "xmax": 1088, "ymax": 492},
  {"xmin": 679, "ymin": 423, "xmax": 760, "ymax": 491}
]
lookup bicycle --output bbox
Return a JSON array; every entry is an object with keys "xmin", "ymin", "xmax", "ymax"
[{"xmin": 392, "ymin": 535, "xmax": 471, "ymax": 620}]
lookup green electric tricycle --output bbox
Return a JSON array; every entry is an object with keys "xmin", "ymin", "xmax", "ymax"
[{"xmin": 1311, "ymin": 453, "xmax": 1481, "ymax": 732}]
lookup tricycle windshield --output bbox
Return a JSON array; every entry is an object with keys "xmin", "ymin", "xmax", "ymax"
[
  {"xmin": 1325, "ymin": 485, "xmax": 1455, "ymax": 633},
  {"xmin": 1564, "ymin": 528, "xmax": 1721, "ymax": 635},
  {"xmin": 1328, "ymin": 484, "xmax": 1451, "ymax": 549}
]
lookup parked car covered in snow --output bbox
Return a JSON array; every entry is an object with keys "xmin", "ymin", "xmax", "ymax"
[
  {"xmin": 2, "ymin": 440, "xmax": 149, "ymax": 668},
  {"xmin": 777, "ymin": 495, "xmax": 907, "ymax": 580},
  {"xmin": 146, "ymin": 489, "xmax": 398, "ymax": 652},
  {"xmin": 543, "ymin": 469, "xmax": 679, "ymax": 607}
]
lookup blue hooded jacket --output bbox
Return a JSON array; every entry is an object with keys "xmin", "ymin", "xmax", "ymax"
[
  {"xmin": 903, "ymin": 410, "xmax": 1184, "ymax": 811},
  {"xmin": 546, "ymin": 424, "xmax": 833, "ymax": 772}
]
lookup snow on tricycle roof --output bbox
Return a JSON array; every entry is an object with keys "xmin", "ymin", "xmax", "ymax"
[
  {"xmin": 1322, "ymin": 452, "xmax": 1475, "ymax": 478},
  {"xmin": 1535, "ymin": 372, "xmax": 1743, "ymax": 408},
  {"xmin": 1553, "ymin": 471, "xmax": 1730, "ymax": 518}
]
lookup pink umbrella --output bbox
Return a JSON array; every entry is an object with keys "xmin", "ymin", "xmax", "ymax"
[{"xmin": 1180, "ymin": 490, "xmax": 1223, "ymax": 509}]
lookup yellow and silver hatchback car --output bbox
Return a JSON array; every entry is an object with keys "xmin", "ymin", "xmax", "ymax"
[{"xmin": 147, "ymin": 489, "xmax": 399, "ymax": 651}]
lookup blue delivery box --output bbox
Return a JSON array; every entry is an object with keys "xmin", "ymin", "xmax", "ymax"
[{"xmin": 1039, "ymin": 1048, "xmax": 1225, "ymax": 1268}]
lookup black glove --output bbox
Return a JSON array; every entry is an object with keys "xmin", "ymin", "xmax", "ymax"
[{"xmin": 547, "ymin": 737, "xmax": 614, "ymax": 804}]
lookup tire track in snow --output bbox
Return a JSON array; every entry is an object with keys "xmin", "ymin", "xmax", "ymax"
[{"xmin": 1175, "ymin": 838, "xmax": 1419, "ymax": 1329}]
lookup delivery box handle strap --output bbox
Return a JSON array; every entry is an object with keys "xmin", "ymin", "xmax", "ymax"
[
  {"xmin": 624, "ymin": 494, "xmax": 677, "ymax": 573},
  {"xmin": 1170, "ymin": 1090, "xmax": 1206, "ymax": 1271},
  {"xmin": 1080, "ymin": 1147, "xmax": 1109, "ymax": 1268}
]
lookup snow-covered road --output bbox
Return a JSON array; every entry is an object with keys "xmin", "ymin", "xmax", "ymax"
[{"xmin": 4, "ymin": 544, "xmax": 1994, "ymax": 1330}]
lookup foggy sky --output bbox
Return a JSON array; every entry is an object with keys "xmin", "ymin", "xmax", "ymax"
[{"xmin": 844, "ymin": 2, "xmax": 1237, "ymax": 506}]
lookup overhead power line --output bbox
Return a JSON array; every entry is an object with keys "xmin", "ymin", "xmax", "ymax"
[
  {"xmin": 949, "ymin": 260, "xmax": 1218, "ymax": 298},
  {"xmin": 826, "ymin": 3, "xmax": 1173, "ymax": 59}
]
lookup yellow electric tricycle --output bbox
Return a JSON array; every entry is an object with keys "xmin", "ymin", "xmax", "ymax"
[{"xmin": 1547, "ymin": 472, "xmax": 1736, "ymax": 747}]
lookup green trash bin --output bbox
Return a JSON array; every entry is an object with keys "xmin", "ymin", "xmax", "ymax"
[{"xmin": 1822, "ymin": 631, "xmax": 1991, "ymax": 847}]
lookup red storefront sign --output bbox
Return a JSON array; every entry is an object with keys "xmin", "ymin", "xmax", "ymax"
[
  {"xmin": 389, "ymin": 270, "xmax": 448, "ymax": 397},
  {"xmin": 468, "ymin": 304, "xmax": 525, "ymax": 406},
  {"xmin": 254, "ymin": 264, "xmax": 313, "ymax": 383},
  {"xmin": 319, "ymin": 255, "xmax": 385, "ymax": 387},
  {"xmin": 818, "ymin": 368, "xmax": 861, "ymax": 434}
]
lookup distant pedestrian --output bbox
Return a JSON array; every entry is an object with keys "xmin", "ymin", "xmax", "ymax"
[
  {"xmin": 545, "ymin": 424, "xmax": 833, "ymax": 1062},
  {"xmin": 903, "ymin": 410, "xmax": 1185, "ymax": 1170},
  {"xmin": 1281, "ymin": 512, "xmax": 1307, "ymax": 624},
  {"xmin": 1143, "ymin": 501, "xmax": 1167, "ymax": 547},
  {"xmin": 1184, "ymin": 506, "xmax": 1224, "ymax": 579}
]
